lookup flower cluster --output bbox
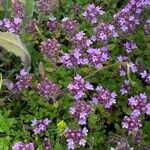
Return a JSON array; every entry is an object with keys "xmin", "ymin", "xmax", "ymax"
[
  {"xmin": 145, "ymin": 19, "xmax": 150, "ymax": 34},
  {"xmin": 94, "ymin": 23, "xmax": 118, "ymax": 43},
  {"xmin": 117, "ymin": 55, "xmax": 138, "ymax": 76},
  {"xmin": 36, "ymin": 0, "xmax": 58, "ymax": 14},
  {"xmin": 40, "ymin": 38, "xmax": 60, "ymax": 62},
  {"xmin": 68, "ymin": 75, "xmax": 93, "ymax": 100},
  {"xmin": 111, "ymin": 142, "xmax": 134, "ymax": 150},
  {"xmin": 37, "ymin": 79, "xmax": 60, "ymax": 100},
  {"xmin": 0, "ymin": 17, "xmax": 22, "ymax": 34},
  {"xmin": 87, "ymin": 47, "xmax": 109, "ymax": 69},
  {"xmin": 128, "ymin": 93, "xmax": 150, "ymax": 116},
  {"xmin": 5, "ymin": 80, "xmax": 16, "ymax": 91},
  {"xmin": 12, "ymin": 0, "xmax": 25, "ymax": 18},
  {"xmin": 123, "ymin": 41, "xmax": 137, "ymax": 53},
  {"xmin": 83, "ymin": 4, "xmax": 105, "ymax": 24},
  {"xmin": 72, "ymin": 31, "xmax": 92, "ymax": 49},
  {"xmin": 122, "ymin": 115, "xmax": 142, "ymax": 134},
  {"xmin": 12, "ymin": 142, "xmax": 34, "ymax": 150},
  {"xmin": 113, "ymin": 0, "xmax": 150, "ymax": 34},
  {"xmin": 60, "ymin": 48, "xmax": 88, "ymax": 69},
  {"xmin": 140, "ymin": 70, "xmax": 150, "ymax": 84},
  {"xmin": 16, "ymin": 69, "xmax": 32, "ymax": 90},
  {"xmin": 25, "ymin": 19, "xmax": 37, "ymax": 34},
  {"xmin": 113, "ymin": 8, "xmax": 140, "ymax": 33},
  {"xmin": 92, "ymin": 85, "xmax": 117, "ymax": 108},
  {"xmin": 47, "ymin": 16, "xmax": 58, "ymax": 32},
  {"xmin": 69, "ymin": 101, "xmax": 91, "ymax": 125},
  {"xmin": 31, "ymin": 118, "xmax": 51, "ymax": 134},
  {"xmin": 120, "ymin": 80, "xmax": 131, "ymax": 95},
  {"xmin": 127, "ymin": 0, "xmax": 150, "ymax": 14},
  {"xmin": 62, "ymin": 17, "xmax": 78, "ymax": 34},
  {"xmin": 65, "ymin": 127, "xmax": 88, "ymax": 149},
  {"xmin": 43, "ymin": 137, "xmax": 52, "ymax": 150}
]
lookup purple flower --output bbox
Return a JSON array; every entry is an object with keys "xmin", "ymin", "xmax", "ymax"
[
  {"xmin": 16, "ymin": 69, "xmax": 32, "ymax": 90},
  {"xmin": 43, "ymin": 137, "xmax": 52, "ymax": 150},
  {"xmin": 145, "ymin": 19, "xmax": 150, "ymax": 34},
  {"xmin": 37, "ymin": 79, "xmax": 60, "ymax": 100},
  {"xmin": 68, "ymin": 75, "xmax": 93, "ymax": 100},
  {"xmin": 60, "ymin": 48, "xmax": 88, "ymax": 69},
  {"xmin": 36, "ymin": 0, "xmax": 58, "ymax": 14},
  {"xmin": 65, "ymin": 127, "xmax": 88, "ymax": 149},
  {"xmin": 69, "ymin": 101, "xmax": 91, "ymax": 125},
  {"xmin": 12, "ymin": 0, "xmax": 25, "ymax": 18},
  {"xmin": 94, "ymin": 23, "xmax": 118, "ymax": 42},
  {"xmin": 123, "ymin": 41, "xmax": 137, "ymax": 53},
  {"xmin": 40, "ymin": 38, "xmax": 60, "ymax": 62},
  {"xmin": 12, "ymin": 142, "xmax": 34, "ymax": 150},
  {"xmin": 72, "ymin": 31, "xmax": 92, "ymax": 49},
  {"xmin": 122, "ymin": 115, "xmax": 142, "ymax": 134},
  {"xmin": 127, "ymin": 0, "xmax": 150, "ymax": 14},
  {"xmin": 131, "ymin": 109, "xmax": 141, "ymax": 117},
  {"xmin": 120, "ymin": 80, "xmax": 130, "ymax": 95},
  {"xmin": 117, "ymin": 55, "xmax": 138, "ymax": 76},
  {"xmin": 129, "ymin": 62, "xmax": 138, "ymax": 73},
  {"xmin": 62, "ymin": 17, "xmax": 78, "ymax": 34},
  {"xmin": 47, "ymin": 16, "xmax": 58, "ymax": 32},
  {"xmin": 31, "ymin": 118, "xmax": 51, "ymax": 134},
  {"xmin": 83, "ymin": 4, "xmax": 105, "ymax": 24},
  {"xmin": 0, "ymin": 17, "xmax": 22, "ymax": 34},
  {"xmin": 113, "ymin": 1, "xmax": 140, "ymax": 34},
  {"xmin": 145, "ymin": 103, "xmax": 150, "ymax": 115},
  {"xmin": 87, "ymin": 47, "xmax": 109, "ymax": 69},
  {"xmin": 140, "ymin": 70, "xmax": 150, "ymax": 84},
  {"xmin": 128, "ymin": 93, "xmax": 148, "ymax": 115},
  {"xmin": 92, "ymin": 85, "xmax": 117, "ymax": 108},
  {"xmin": 25, "ymin": 19, "xmax": 37, "ymax": 34}
]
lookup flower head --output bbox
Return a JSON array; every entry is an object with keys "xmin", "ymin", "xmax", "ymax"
[
  {"xmin": 123, "ymin": 41, "xmax": 137, "ymax": 53},
  {"xmin": 43, "ymin": 137, "xmax": 52, "ymax": 150},
  {"xmin": 40, "ymin": 38, "xmax": 60, "ymax": 62},
  {"xmin": 68, "ymin": 75, "xmax": 93, "ymax": 100},
  {"xmin": 83, "ymin": 4, "xmax": 105, "ymax": 24},
  {"xmin": 122, "ymin": 115, "xmax": 142, "ymax": 134},
  {"xmin": 92, "ymin": 85, "xmax": 117, "ymax": 108},
  {"xmin": 60, "ymin": 48, "xmax": 88, "ymax": 69},
  {"xmin": 37, "ymin": 79, "xmax": 60, "ymax": 100},
  {"xmin": 69, "ymin": 101, "xmax": 91, "ymax": 125},
  {"xmin": 65, "ymin": 127, "xmax": 88, "ymax": 149},
  {"xmin": 31, "ymin": 118, "xmax": 51, "ymax": 134},
  {"xmin": 94, "ymin": 23, "xmax": 118, "ymax": 42},
  {"xmin": 87, "ymin": 47, "xmax": 109, "ymax": 69},
  {"xmin": 16, "ymin": 69, "xmax": 32, "ymax": 90},
  {"xmin": 12, "ymin": 142, "xmax": 34, "ymax": 150},
  {"xmin": 62, "ymin": 17, "xmax": 78, "ymax": 34}
]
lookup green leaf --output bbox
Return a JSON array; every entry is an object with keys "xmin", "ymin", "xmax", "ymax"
[
  {"xmin": 4, "ymin": 0, "xmax": 12, "ymax": 18},
  {"xmin": 36, "ymin": 145, "xmax": 43, "ymax": 150},
  {"xmin": 0, "ymin": 136, "xmax": 10, "ymax": 150},
  {"xmin": 0, "ymin": 32, "xmax": 31, "ymax": 67},
  {"xmin": 54, "ymin": 142, "xmax": 65, "ymax": 150},
  {"xmin": 0, "ymin": 112, "xmax": 17, "ymax": 134},
  {"xmin": 25, "ymin": 0, "xmax": 35, "ymax": 19}
]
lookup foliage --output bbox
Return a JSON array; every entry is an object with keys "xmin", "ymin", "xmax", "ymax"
[{"xmin": 0, "ymin": 0, "xmax": 150, "ymax": 150}]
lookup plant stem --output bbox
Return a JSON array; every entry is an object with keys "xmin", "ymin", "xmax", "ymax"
[
  {"xmin": 85, "ymin": 61, "xmax": 121, "ymax": 79},
  {"xmin": 35, "ymin": 25, "xmax": 46, "ymax": 41}
]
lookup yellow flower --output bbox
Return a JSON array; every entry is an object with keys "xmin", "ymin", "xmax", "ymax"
[{"xmin": 57, "ymin": 120, "xmax": 67, "ymax": 133}]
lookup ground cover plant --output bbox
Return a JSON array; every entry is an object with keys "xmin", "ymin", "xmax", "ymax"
[{"xmin": 0, "ymin": 0, "xmax": 150, "ymax": 149}]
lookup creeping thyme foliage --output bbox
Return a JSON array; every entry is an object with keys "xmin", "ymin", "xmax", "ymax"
[{"xmin": 0, "ymin": 0, "xmax": 150, "ymax": 149}]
